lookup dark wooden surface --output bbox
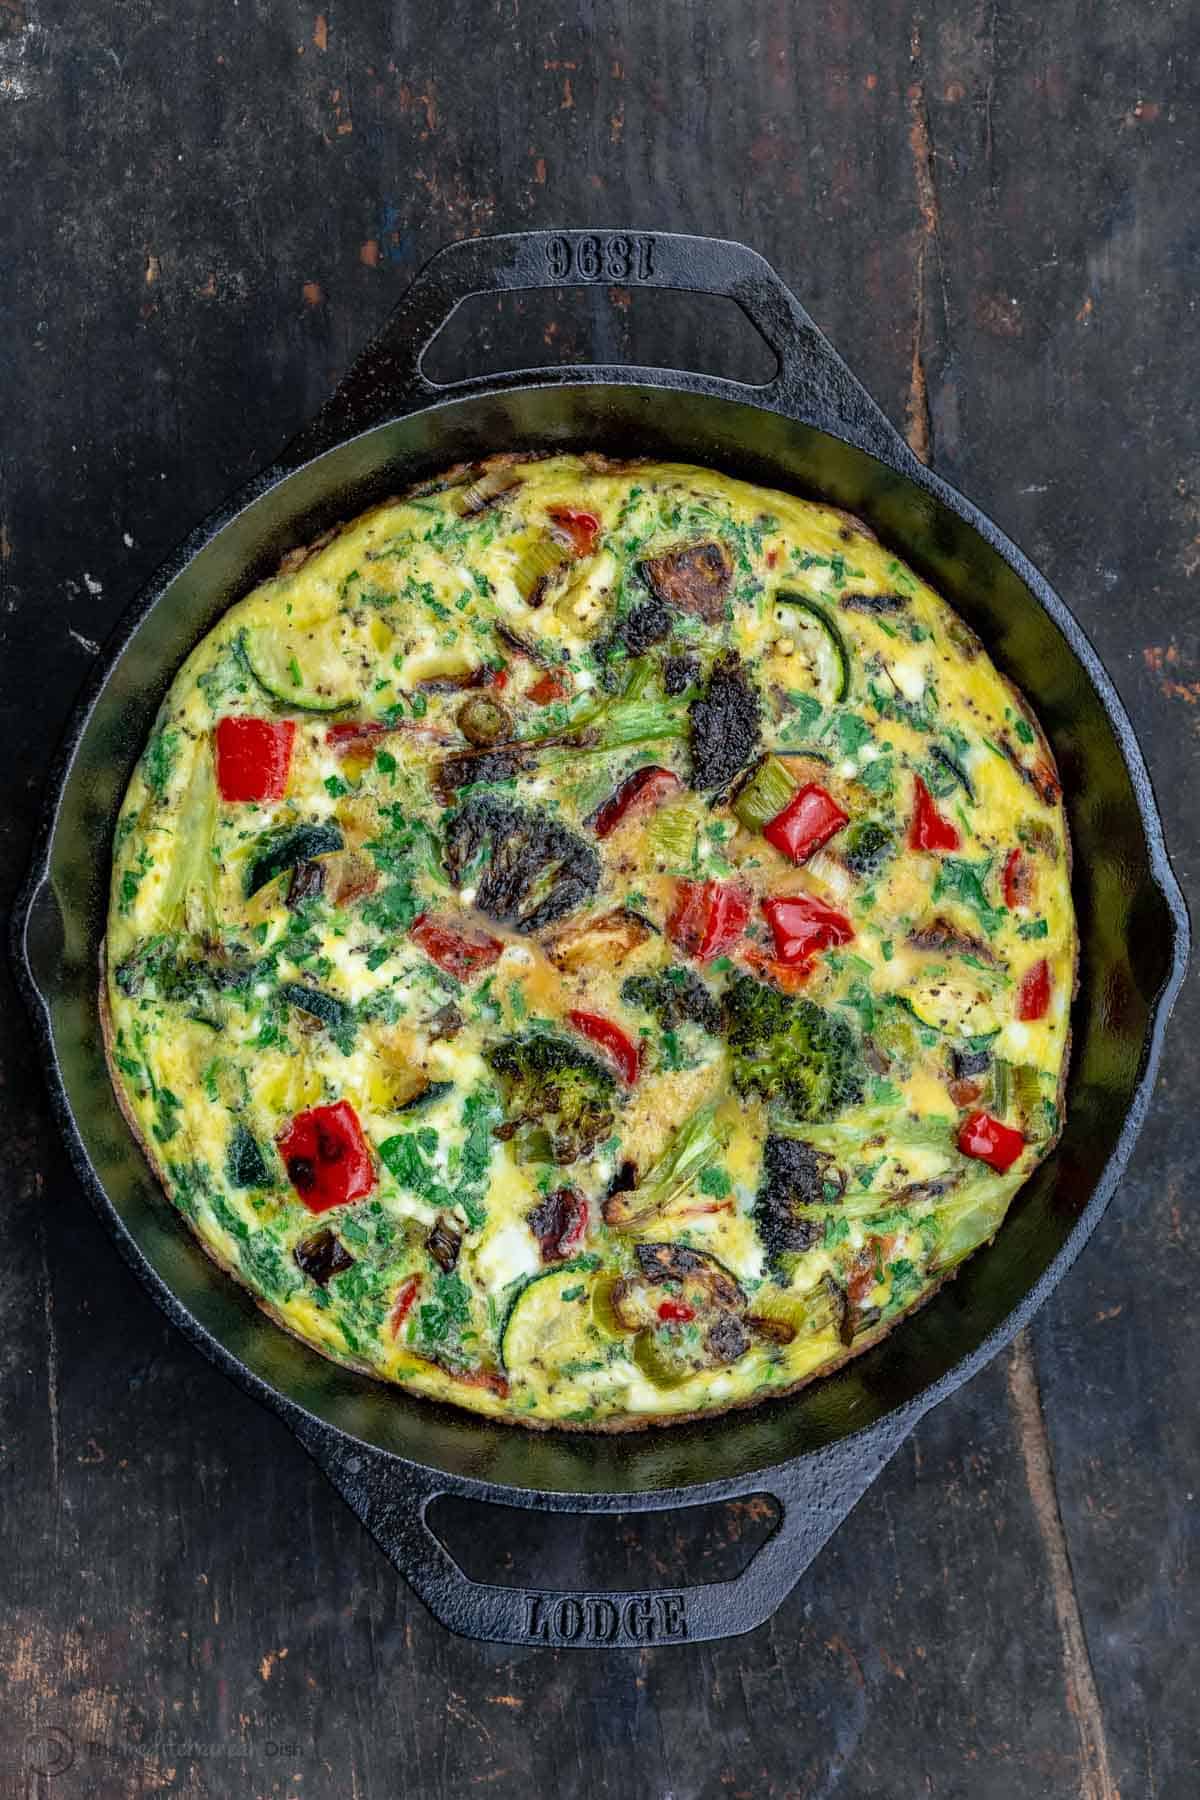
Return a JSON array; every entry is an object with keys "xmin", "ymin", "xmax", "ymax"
[{"xmin": 2, "ymin": 3, "xmax": 1197, "ymax": 1796}]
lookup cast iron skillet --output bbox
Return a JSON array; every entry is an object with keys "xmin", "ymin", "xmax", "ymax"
[{"xmin": 12, "ymin": 230, "xmax": 1189, "ymax": 1648}]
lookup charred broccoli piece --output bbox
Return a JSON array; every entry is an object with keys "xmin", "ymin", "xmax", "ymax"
[
  {"xmin": 621, "ymin": 966, "xmax": 721, "ymax": 1035},
  {"xmin": 688, "ymin": 652, "xmax": 761, "ymax": 791},
  {"xmin": 442, "ymin": 794, "xmax": 599, "ymax": 933},
  {"xmin": 840, "ymin": 820, "xmax": 894, "ymax": 879},
  {"xmin": 754, "ymin": 1136, "xmax": 845, "ymax": 1268},
  {"xmin": 486, "ymin": 1032, "xmax": 617, "ymax": 1164},
  {"xmin": 722, "ymin": 973, "xmax": 865, "ymax": 1120},
  {"xmin": 618, "ymin": 595, "xmax": 673, "ymax": 655}
]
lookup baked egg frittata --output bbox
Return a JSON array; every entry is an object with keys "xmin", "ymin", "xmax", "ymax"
[{"xmin": 104, "ymin": 454, "xmax": 1075, "ymax": 1429}]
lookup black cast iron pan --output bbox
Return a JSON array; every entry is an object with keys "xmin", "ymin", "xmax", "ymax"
[{"xmin": 11, "ymin": 230, "xmax": 1189, "ymax": 1647}]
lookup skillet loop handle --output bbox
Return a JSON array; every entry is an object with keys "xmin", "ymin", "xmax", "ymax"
[
  {"xmin": 282, "ymin": 229, "xmax": 915, "ymax": 469},
  {"xmin": 297, "ymin": 1421, "xmax": 908, "ymax": 1649}
]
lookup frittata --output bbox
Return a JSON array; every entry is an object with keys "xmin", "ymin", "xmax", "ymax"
[{"xmin": 104, "ymin": 453, "xmax": 1075, "ymax": 1428}]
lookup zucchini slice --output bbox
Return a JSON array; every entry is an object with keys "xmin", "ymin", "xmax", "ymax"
[
  {"xmin": 773, "ymin": 593, "xmax": 851, "ymax": 704},
  {"xmin": 499, "ymin": 1262, "xmax": 611, "ymax": 1401},
  {"xmin": 901, "ymin": 970, "xmax": 1000, "ymax": 1040},
  {"xmin": 240, "ymin": 619, "xmax": 364, "ymax": 713},
  {"xmin": 244, "ymin": 822, "xmax": 344, "ymax": 897}
]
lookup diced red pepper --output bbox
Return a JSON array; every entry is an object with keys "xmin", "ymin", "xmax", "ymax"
[
  {"xmin": 214, "ymin": 716, "xmax": 295, "ymax": 802},
  {"xmin": 739, "ymin": 946, "xmax": 818, "ymax": 994},
  {"xmin": 761, "ymin": 893, "xmax": 855, "ymax": 967},
  {"xmin": 1015, "ymin": 958, "xmax": 1052, "ymax": 1021},
  {"xmin": 657, "ymin": 1299, "xmax": 696, "ymax": 1324},
  {"xmin": 326, "ymin": 720, "xmax": 391, "ymax": 755},
  {"xmin": 667, "ymin": 879, "xmax": 751, "ymax": 963},
  {"xmin": 567, "ymin": 1010, "xmax": 642, "ymax": 1085},
  {"xmin": 389, "ymin": 1273, "xmax": 421, "ymax": 1339},
  {"xmin": 527, "ymin": 668, "xmax": 570, "ymax": 705},
  {"xmin": 590, "ymin": 764, "xmax": 683, "ymax": 839},
  {"xmin": 1002, "ymin": 847, "xmax": 1034, "ymax": 909},
  {"xmin": 763, "ymin": 783, "xmax": 849, "ymax": 865},
  {"xmin": 957, "ymin": 1110, "xmax": 1026, "ymax": 1173},
  {"xmin": 410, "ymin": 914, "xmax": 504, "ymax": 982},
  {"xmin": 490, "ymin": 666, "xmax": 509, "ymax": 691},
  {"xmin": 278, "ymin": 1100, "xmax": 375, "ymax": 1213},
  {"xmin": 909, "ymin": 775, "xmax": 960, "ymax": 852},
  {"xmin": 548, "ymin": 505, "xmax": 601, "ymax": 557}
]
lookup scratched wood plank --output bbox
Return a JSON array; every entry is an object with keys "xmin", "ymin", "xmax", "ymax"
[{"xmin": 0, "ymin": 1, "xmax": 1196, "ymax": 1796}]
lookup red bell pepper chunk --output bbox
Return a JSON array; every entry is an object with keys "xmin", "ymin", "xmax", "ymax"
[
  {"xmin": 957, "ymin": 1110, "xmax": 1026, "ymax": 1173},
  {"xmin": 567, "ymin": 1009, "xmax": 642, "ymax": 1085},
  {"xmin": 490, "ymin": 665, "xmax": 509, "ymax": 691},
  {"xmin": 761, "ymin": 893, "xmax": 855, "ymax": 967},
  {"xmin": 389, "ymin": 1273, "xmax": 422, "ymax": 1338},
  {"xmin": 278, "ymin": 1100, "xmax": 375, "ymax": 1213},
  {"xmin": 1002, "ymin": 847, "xmax": 1034, "ymax": 908},
  {"xmin": 590, "ymin": 764, "xmax": 683, "ymax": 839},
  {"xmin": 526, "ymin": 668, "xmax": 570, "ymax": 705},
  {"xmin": 909, "ymin": 775, "xmax": 960, "ymax": 852},
  {"xmin": 410, "ymin": 914, "xmax": 504, "ymax": 982},
  {"xmin": 548, "ymin": 505, "xmax": 601, "ymax": 557},
  {"xmin": 739, "ymin": 946, "xmax": 817, "ymax": 994},
  {"xmin": 1015, "ymin": 958, "xmax": 1052, "ymax": 1021},
  {"xmin": 214, "ymin": 716, "xmax": 295, "ymax": 802},
  {"xmin": 657, "ymin": 1299, "xmax": 696, "ymax": 1324},
  {"xmin": 667, "ymin": 879, "xmax": 750, "ymax": 963},
  {"xmin": 763, "ymin": 783, "xmax": 849, "ymax": 865}
]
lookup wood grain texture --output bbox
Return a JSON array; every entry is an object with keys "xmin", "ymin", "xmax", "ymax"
[{"xmin": 1, "ymin": 1, "xmax": 1197, "ymax": 1796}]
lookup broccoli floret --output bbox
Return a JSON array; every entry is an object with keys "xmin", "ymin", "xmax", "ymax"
[
  {"xmin": 840, "ymin": 820, "xmax": 895, "ymax": 878},
  {"xmin": 621, "ymin": 966, "xmax": 721, "ymax": 1034},
  {"xmin": 688, "ymin": 652, "xmax": 761, "ymax": 791},
  {"xmin": 485, "ymin": 1032, "xmax": 617, "ymax": 1164},
  {"xmin": 722, "ymin": 974, "xmax": 865, "ymax": 1120},
  {"xmin": 754, "ymin": 1136, "xmax": 844, "ymax": 1268},
  {"xmin": 442, "ymin": 794, "xmax": 599, "ymax": 933}
]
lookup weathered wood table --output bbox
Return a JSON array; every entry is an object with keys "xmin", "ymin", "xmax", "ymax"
[{"xmin": 1, "ymin": 3, "xmax": 1195, "ymax": 1795}]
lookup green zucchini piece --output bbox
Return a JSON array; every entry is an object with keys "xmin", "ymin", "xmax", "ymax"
[
  {"xmin": 901, "ymin": 972, "xmax": 1000, "ymax": 1040},
  {"xmin": 774, "ymin": 592, "xmax": 851, "ymax": 704},
  {"xmin": 499, "ymin": 1260, "xmax": 604, "ymax": 1379},
  {"xmin": 226, "ymin": 1123, "xmax": 272, "ymax": 1188},
  {"xmin": 278, "ymin": 982, "xmax": 353, "ymax": 1033},
  {"xmin": 244, "ymin": 823, "xmax": 343, "ymax": 897},
  {"xmin": 240, "ymin": 622, "xmax": 360, "ymax": 713},
  {"xmin": 732, "ymin": 755, "xmax": 799, "ymax": 831}
]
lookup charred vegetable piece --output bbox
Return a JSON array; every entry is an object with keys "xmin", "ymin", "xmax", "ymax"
[
  {"xmin": 226, "ymin": 1123, "xmax": 272, "ymax": 1189},
  {"xmin": 457, "ymin": 693, "xmax": 512, "ymax": 746},
  {"xmin": 639, "ymin": 541, "xmax": 733, "ymax": 622},
  {"xmin": 434, "ymin": 745, "xmax": 534, "ymax": 801},
  {"xmin": 278, "ymin": 983, "xmax": 354, "ymax": 1036},
  {"xmin": 486, "ymin": 1032, "xmax": 617, "ymax": 1164},
  {"xmin": 723, "ymin": 974, "xmax": 865, "ymax": 1121},
  {"xmin": 244, "ymin": 823, "xmax": 344, "ymax": 898},
  {"xmin": 286, "ymin": 860, "xmax": 325, "ymax": 909},
  {"xmin": 395, "ymin": 1079, "xmax": 455, "ymax": 1115},
  {"xmin": 753, "ymin": 1135, "xmax": 844, "ymax": 1268},
  {"xmin": 426, "ymin": 1216, "xmax": 463, "ymax": 1273},
  {"xmin": 278, "ymin": 1100, "xmax": 375, "ymax": 1212},
  {"xmin": 840, "ymin": 819, "xmax": 895, "ymax": 877},
  {"xmin": 732, "ymin": 755, "xmax": 799, "ymax": 831},
  {"xmin": 442, "ymin": 794, "xmax": 600, "ymax": 934},
  {"xmin": 907, "ymin": 916, "xmax": 997, "ymax": 963},
  {"xmin": 608, "ymin": 1242, "xmax": 750, "ymax": 1384},
  {"xmin": 688, "ymin": 653, "xmax": 762, "ymax": 790},
  {"xmin": 425, "ymin": 1002, "xmax": 464, "ymax": 1041},
  {"xmin": 621, "ymin": 966, "xmax": 721, "ymax": 1035},
  {"xmin": 214, "ymin": 717, "xmax": 296, "ymax": 803},
  {"xmin": 950, "ymin": 1044, "xmax": 993, "ymax": 1081},
  {"xmin": 601, "ymin": 1103, "xmax": 725, "ymax": 1227},
  {"xmin": 589, "ymin": 765, "xmax": 683, "ymax": 838},
  {"xmin": 840, "ymin": 590, "xmax": 907, "ymax": 614},
  {"xmin": 527, "ymin": 1187, "xmax": 589, "ymax": 1262},
  {"xmin": 293, "ymin": 1227, "xmax": 355, "ymax": 1286},
  {"xmin": 409, "ymin": 914, "xmax": 504, "ymax": 982},
  {"xmin": 546, "ymin": 907, "xmax": 653, "ymax": 973},
  {"xmin": 454, "ymin": 466, "xmax": 522, "ymax": 516},
  {"xmin": 663, "ymin": 653, "xmax": 700, "ymax": 695}
]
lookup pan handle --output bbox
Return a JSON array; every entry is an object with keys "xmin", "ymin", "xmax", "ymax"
[
  {"xmin": 293, "ymin": 1414, "xmax": 911, "ymax": 1649},
  {"xmin": 282, "ymin": 229, "xmax": 916, "ymax": 469}
]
